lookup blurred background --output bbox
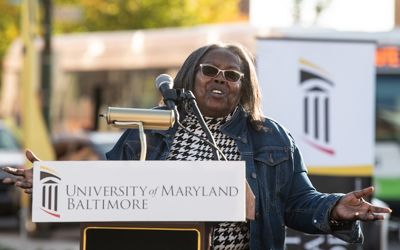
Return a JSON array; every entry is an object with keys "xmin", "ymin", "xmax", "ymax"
[{"xmin": 0, "ymin": 0, "xmax": 400, "ymax": 249}]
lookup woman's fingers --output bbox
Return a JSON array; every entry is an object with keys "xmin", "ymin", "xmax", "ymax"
[
  {"xmin": 351, "ymin": 186, "xmax": 392, "ymax": 222},
  {"xmin": 368, "ymin": 205, "xmax": 392, "ymax": 214},
  {"xmin": 2, "ymin": 171, "xmax": 33, "ymax": 191},
  {"xmin": 2, "ymin": 166, "xmax": 34, "ymax": 192},
  {"xmin": 26, "ymin": 149, "xmax": 41, "ymax": 162},
  {"xmin": 2, "ymin": 176, "xmax": 15, "ymax": 184},
  {"xmin": 2, "ymin": 172, "xmax": 32, "ymax": 188},
  {"xmin": 14, "ymin": 179, "xmax": 33, "ymax": 189},
  {"xmin": 2, "ymin": 167, "xmax": 25, "ymax": 177},
  {"xmin": 2, "ymin": 149, "xmax": 38, "ymax": 181},
  {"xmin": 352, "ymin": 186, "xmax": 374, "ymax": 200},
  {"xmin": 1, "ymin": 150, "xmax": 37, "ymax": 194},
  {"xmin": 333, "ymin": 186, "xmax": 392, "ymax": 222},
  {"xmin": 355, "ymin": 211, "xmax": 386, "ymax": 222},
  {"xmin": 2, "ymin": 167, "xmax": 31, "ymax": 182}
]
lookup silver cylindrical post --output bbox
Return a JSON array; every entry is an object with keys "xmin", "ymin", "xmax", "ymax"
[{"xmin": 100, "ymin": 107, "xmax": 175, "ymax": 130}]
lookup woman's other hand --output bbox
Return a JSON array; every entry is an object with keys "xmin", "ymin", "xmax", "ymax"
[
  {"xmin": 2, "ymin": 149, "xmax": 40, "ymax": 194},
  {"xmin": 331, "ymin": 186, "xmax": 392, "ymax": 222}
]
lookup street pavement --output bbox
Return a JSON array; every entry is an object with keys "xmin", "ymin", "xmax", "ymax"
[
  {"xmin": 0, "ymin": 225, "xmax": 80, "ymax": 250},
  {"xmin": 0, "ymin": 215, "xmax": 79, "ymax": 250},
  {"xmin": 0, "ymin": 223, "xmax": 399, "ymax": 250}
]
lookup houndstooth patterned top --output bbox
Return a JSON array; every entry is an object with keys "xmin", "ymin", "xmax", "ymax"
[{"xmin": 166, "ymin": 107, "xmax": 250, "ymax": 250}]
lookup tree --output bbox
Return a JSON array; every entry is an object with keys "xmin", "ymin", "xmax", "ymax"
[
  {"xmin": 292, "ymin": 0, "xmax": 303, "ymax": 24},
  {"xmin": 292, "ymin": 0, "xmax": 332, "ymax": 25},
  {"xmin": 0, "ymin": 0, "xmax": 20, "ymax": 90},
  {"xmin": 314, "ymin": 0, "xmax": 332, "ymax": 24},
  {"xmin": 0, "ymin": 0, "xmax": 246, "ymax": 89},
  {"xmin": 52, "ymin": 0, "xmax": 246, "ymax": 33}
]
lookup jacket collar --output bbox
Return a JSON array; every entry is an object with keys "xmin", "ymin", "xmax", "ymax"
[{"xmin": 220, "ymin": 105, "xmax": 248, "ymax": 139}]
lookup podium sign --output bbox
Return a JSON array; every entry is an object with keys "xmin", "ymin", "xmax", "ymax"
[{"xmin": 32, "ymin": 161, "xmax": 246, "ymax": 222}]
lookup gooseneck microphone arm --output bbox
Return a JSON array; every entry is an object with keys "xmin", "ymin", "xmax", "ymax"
[{"xmin": 184, "ymin": 91, "xmax": 222, "ymax": 161}]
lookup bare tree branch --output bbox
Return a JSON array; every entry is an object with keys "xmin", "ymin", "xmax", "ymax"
[
  {"xmin": 315, "ymin": 0, "xmax": 332, "ymax": 23},
  {"xmin": 293, "ymin": 0, "xmax": 304, "ymax": 23}
]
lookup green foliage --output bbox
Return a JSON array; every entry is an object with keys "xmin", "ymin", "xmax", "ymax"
[
  {"xmin": 0, "ymin": 1, "xmax": 19, "ymax": 58},
  {"xmin": 52, "ymin": 0, "xmax": 246, "ymax": 33},
  {"xmin": 0, "ymin": 0, "xmax": 20, "ymax": 89},
  {"xmin": 0, "ymin": 0, "xmax": 246, "ymax": 89}
]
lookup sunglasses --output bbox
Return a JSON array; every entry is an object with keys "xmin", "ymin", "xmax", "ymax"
[{"xmin": 199, "ymin": 64, "xmax": 244, "ymax": 83}]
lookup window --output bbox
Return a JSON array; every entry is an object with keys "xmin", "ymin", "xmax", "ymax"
[{"xmin": 376, "ymin": 75, "xmax": 400, "ymax": 141}]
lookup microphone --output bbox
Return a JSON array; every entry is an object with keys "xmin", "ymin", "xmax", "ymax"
[
  {"xmin": 100, "ymin": 107, "xmax": 175, "ymax": 130},
  {"xmin": 155, "ymin": 74, "xmax": 176, "ymax": 110}
]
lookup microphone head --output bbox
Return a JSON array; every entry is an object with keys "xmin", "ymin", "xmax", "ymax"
[{"xmin": 155, "ymin": 74, "xmax": 174, "ymax": 90}]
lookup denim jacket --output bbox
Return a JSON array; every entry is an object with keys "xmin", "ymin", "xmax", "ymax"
[{"xmin": 106, "ymin": 106, "xmax": 363, "ymax": 250}]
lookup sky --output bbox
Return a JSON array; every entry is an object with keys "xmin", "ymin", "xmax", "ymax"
[{"xmin": 250, "ymin": 0, "xmax": 395, "ymax": 32}]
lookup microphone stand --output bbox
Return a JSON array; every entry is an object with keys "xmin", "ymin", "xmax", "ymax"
[
  {"xmin": 183, "ymin": 91, "xmax": 221, "ymax": 161},
  {"xmin": 159, "ymin": 87, "xmax": 224, "ymax": 161}
]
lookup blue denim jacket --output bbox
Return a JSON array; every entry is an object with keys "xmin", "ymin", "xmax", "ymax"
[{"xmin": 106, "ymin": 106, "xmax": 363, "ymax": 250}]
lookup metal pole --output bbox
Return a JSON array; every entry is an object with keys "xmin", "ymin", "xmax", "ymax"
[
  {"xmin": 20, "ymin": 0, "xmax": 37, "ymax": 248},
  {"xmin": 41, "ymin": 0, "xmax": 52, "ymax": 131}
]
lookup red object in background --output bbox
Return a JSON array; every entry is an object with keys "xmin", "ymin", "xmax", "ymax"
[{"xmin": 376, "ymin": 46, "xmax": 400, "ymax": 68}]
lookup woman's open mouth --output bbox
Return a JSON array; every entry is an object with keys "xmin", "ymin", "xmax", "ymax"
[{"xmin": 209, "ymin": 89, "xmax": 226, "ymax": 98}]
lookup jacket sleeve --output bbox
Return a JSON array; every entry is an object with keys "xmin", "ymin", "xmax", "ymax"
[
  {"xmin": 284, "ymin": 135, "xmax": 363, "ymax": 243},
  {"xmin": 106, "ymin": 129, "xmax": 139, "ymax": 160}
]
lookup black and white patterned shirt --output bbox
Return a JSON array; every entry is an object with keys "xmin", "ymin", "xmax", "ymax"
[{"xmin": 167, "ymin": 108, "xmax": 250, "ymax": 250}]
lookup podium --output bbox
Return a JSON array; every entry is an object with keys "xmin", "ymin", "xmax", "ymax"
[
  {"xmin": 31, "ymin": 161, "xmax": 254, "ymax": 250},
  {"xmin": 31, "ymin": 105, "xmax": 255, "ymax": 249}
]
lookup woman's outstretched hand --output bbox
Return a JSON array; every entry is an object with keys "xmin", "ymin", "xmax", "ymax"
[
  {"xmin": 2, "ymin": 149, "xmax": 40, "ymax": 194},
  {"xmin": 331, "ymin": 186, "xmax": 392, "ymax": 222}
]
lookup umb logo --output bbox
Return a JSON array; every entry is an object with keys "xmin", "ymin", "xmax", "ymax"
[
  {"xmin": 299, "ymin": 59, "xmax": 335, "ymax": 155},
  {"xmin": 39, "ymin": 166, "xmax": 61, "ymax": 218}
]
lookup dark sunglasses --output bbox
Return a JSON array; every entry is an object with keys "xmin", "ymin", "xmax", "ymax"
[{"xmin": 199, "ymin": 64, "xmax": 244, "ymax": 83}]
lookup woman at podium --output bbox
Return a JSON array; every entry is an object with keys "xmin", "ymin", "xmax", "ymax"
[{"xmin": 3, "ymin": 42, "xmax": 392, "ymax": 250}]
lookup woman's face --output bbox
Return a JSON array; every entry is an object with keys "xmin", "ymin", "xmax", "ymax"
[{"xmin": 193, "ymin": 48, "xmax": 244, "ymax": 118}]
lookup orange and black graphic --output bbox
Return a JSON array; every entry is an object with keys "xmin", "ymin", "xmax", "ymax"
[
  {"xmin": 299, "ymin": 59, "xmax": 335, "ymax": 155},
  {"xmin": 39, "ymin": 166, "xmax": 61, "ymax": 218}
]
